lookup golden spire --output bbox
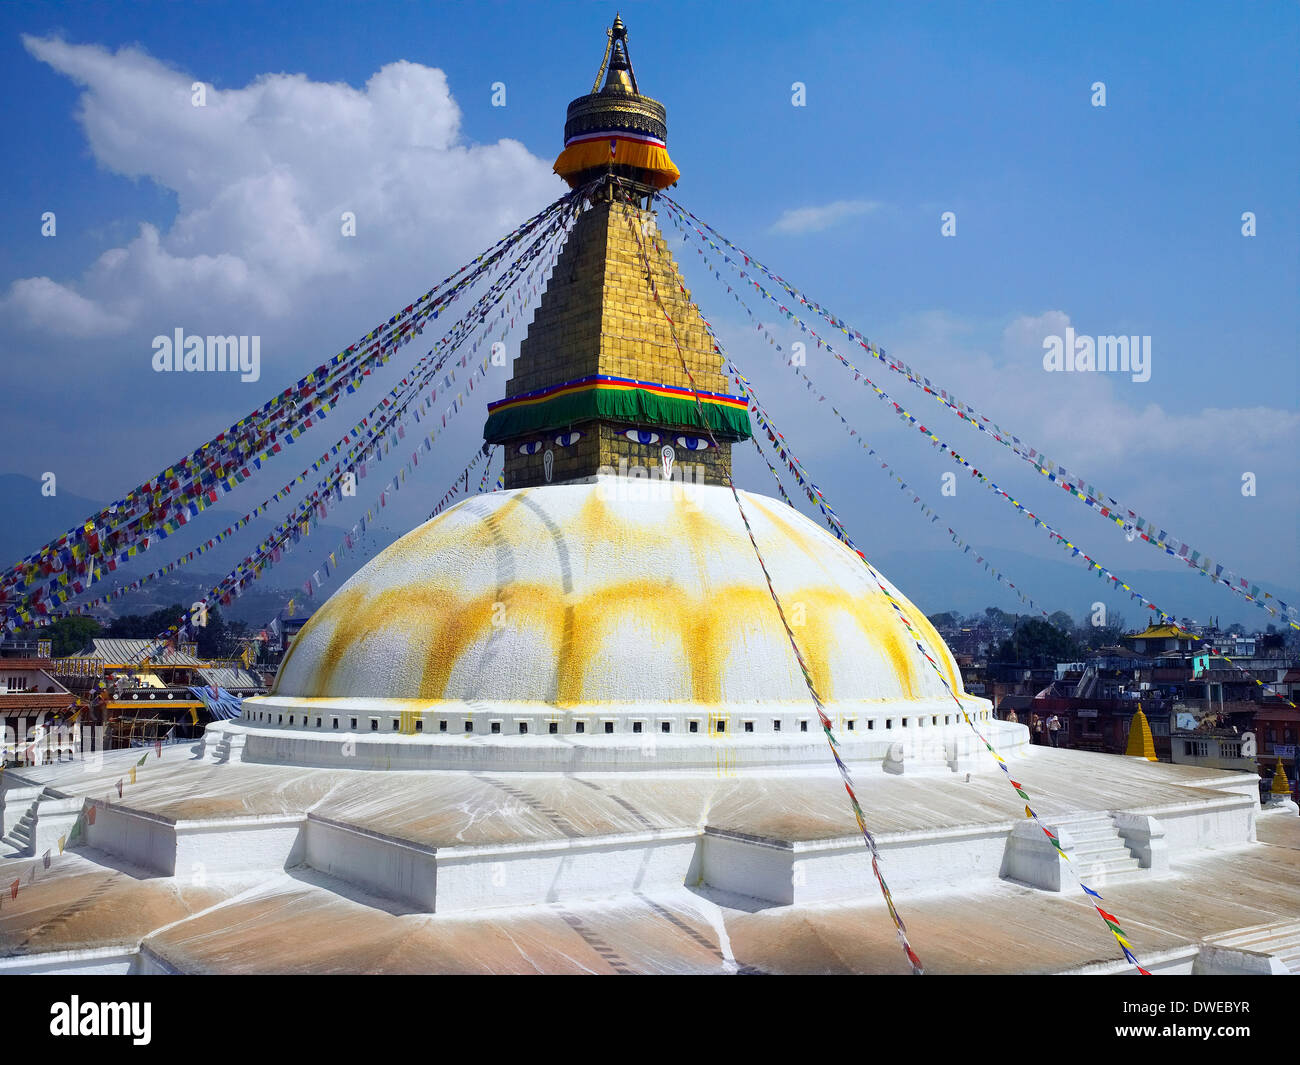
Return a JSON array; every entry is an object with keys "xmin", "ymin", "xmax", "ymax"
[{"xmin": 1125, "ymin": 705, "xmax": 1157, "ymax": 762}]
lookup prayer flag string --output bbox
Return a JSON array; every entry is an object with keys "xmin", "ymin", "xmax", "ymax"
[
  {"xmin": 622, "ymin": 191, "xmax": 924, "ymax": 974},
  {"xmin": 660, "ymin": 195, "xmax": 1297, "ymax": 634}
]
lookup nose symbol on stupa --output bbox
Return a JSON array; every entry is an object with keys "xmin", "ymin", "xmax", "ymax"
[{"xmin": 660, "ymin": 445, "xmax": 675, "ymax": 480}]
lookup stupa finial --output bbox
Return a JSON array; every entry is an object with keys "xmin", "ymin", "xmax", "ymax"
[
  {"xmin": 599, "ymin": 14, "xmax": 639, "ymax": 95},
  {"xmin": 556, "ymin": 15, "xmax": 679, "ymax": 192}
]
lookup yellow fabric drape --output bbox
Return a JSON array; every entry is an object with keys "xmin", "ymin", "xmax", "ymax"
[{"xmin": 554, "ymin": 137, "xmax": 680, "ymax": 188}]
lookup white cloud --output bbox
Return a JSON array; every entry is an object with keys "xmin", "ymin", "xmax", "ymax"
[
  {"xmin": 2, "ymin": 275, "xmax": 131, "ymax": 337},
  {"xmin": 4, "ymin": 36, "xmax": 564, "ymax": 343},
  {"xmin": 769, "ymin": 199, "xmax": 881, "ymax": 235}
]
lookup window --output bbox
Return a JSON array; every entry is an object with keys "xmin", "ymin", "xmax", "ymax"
[
  {"xmin": 716, "ymin": 721, "xmax": 726, "ymax": 734},
  {"xmin": 278, "ymin": 715, "xmax": 283, "ymax": 724},
  {"xmin": 604, "ymin": 721, "xmax": 614, "ymax": 734},
  {"xmin": 439, "ymin": 720, "xmax": 448, "ymax": 732},
  {"xmin": 689, "ymin": 721, "xmax": 699, "ymax": 733},
  {"xmin": 370, "ymin": 720, "xmax": 379, "ymax": 732},
  {"xmin": 315, "ymin": 718, "xmax": 321, "ymax": 728},
  {"xmin": 633, "ymin": 722, "xmax": 643, "ymax": 733},
  {"xmin": 576, "ymin": 721, "xmax": 585, "ymax": 734},
  {"xmin": 744, "ymin": 721, "xmax": 754, "ymax": 733},
  {"xmin": 416, "ymin": 720, "xmax": 424, "ymax": 732},
  {"xmin": 661, "ymin": 722, "xmax": 670, "ymax": 733},
  {"xmin": 886, "ymin": 719, "xmax": 893, "ymax": 729},
  {"xmin": 800, "ymin": 720, "xmax": 808, "ymax": 732},
  {"xmin": 902, "ymin": 718, "xmax": 909, "ymax": 727},
  {"xmin": 465, "ymin": 722, "xmax": 474, "ymax": 733},
  {"xmin": 392, "ymin": 719, "xmax": 399, "ymax": 731},
  {"xmin": 773, "ymin": 720, "xmax": 781, "ymax": 732},
  {"xmin": 491, "ymin": 722, "xmax": 501, "ymax": 734},
  {"xmin": 549, "ymin": 722, "xmax": 558, "ymax": 734},
  {"xmin": 289, "ymin": 716, "xmax": 295, "ymax": 725},
  {"xmin": 350, "ymin": 718, "xmax": 358, "ymax": 730},
  {"xmin": 867, "ymin": 720, "xmax": 875, "ymax": 730},
  {"xmin": 518, "ymin": 722, "xmax": 528, "ymax": 734},
  {"xmin": 847, "ymin": 720, "xmax": 856, "ymax": 731},
  {"xmin": 332, "ymin": 718, "xmax": 339, "ymax": 730},
  {"xmin": 932, "ymin": 716, "xmax": 938, "ymax": 726}
]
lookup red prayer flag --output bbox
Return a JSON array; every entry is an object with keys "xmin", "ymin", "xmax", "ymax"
[{"xmin": 8, "ymin": 879, "xmax": 17, "ymax": 900}]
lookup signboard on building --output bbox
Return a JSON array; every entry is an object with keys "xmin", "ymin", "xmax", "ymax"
[
  {"xmin": 1192, "ymin": 654, "xmax": 1211, "ymax": 678},
  {"xmin": 1273, "ymin": 744, "xmax": 1297, "ymax": 759},
  {"xmin": 1077, "ymin": 708, "xmax": 1098, "ymax": 718}
]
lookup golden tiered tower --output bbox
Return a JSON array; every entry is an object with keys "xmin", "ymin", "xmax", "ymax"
[{"xmin": 483, "ymin": 16, "xmax": 751, "ymax": 489}]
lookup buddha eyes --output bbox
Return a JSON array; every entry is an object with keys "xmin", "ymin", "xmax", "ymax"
[
  {"xmin": 528, "ymin": 430, "xmax": 709, "ymax": 452},
  {"xmin": 520, "ymin": 433, "xmax": 582, "ymax": 455}
]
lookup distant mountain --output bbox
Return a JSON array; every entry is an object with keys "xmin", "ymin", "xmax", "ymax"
[
  {"xmin": 0, "ymin": 473, "xmax": 115, "ymax": 567},
  {"xmin": 874, "ymin": 545, "xmax": 1299, "ymax": 631},
  {"xmin": 0, "ymin": 474, "xmax": 399, "ymax": 625},
  {"xmin": 4, "ymin": 472, "xmax": 1289, "ymax": 634}
]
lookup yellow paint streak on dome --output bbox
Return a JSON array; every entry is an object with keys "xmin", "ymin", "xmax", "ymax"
[
  {"xmin": 747, "ymin": 495, "xmax": 968, "ymax": 697},
  {"xmin": 559, "ymin": 578, "xmax": 686, "ymax": 704},
  {"xmin": 272, "ymin": 597, "xmax": 341, "ymax": 694},
  {"xmin": 842, "ymin": 589, "xmax": 920, "ymax": 699},
  {"xmin": 426, "ymin": 582, "xmax": 566, "ymax": 699},
  {"xmin": 910, "ymin": 609, "xmax": 962, "ymax": 692},
  {"xmin": 745, "ymin": 495, "xmax": 848, "ymax": 576},
  {"xmin": 377, "ymin": 494, "xmax": 531, "ymax": 568},
  {"xmin": 305, "ymin": 585, "xmax": 450, "ymax": 697}
]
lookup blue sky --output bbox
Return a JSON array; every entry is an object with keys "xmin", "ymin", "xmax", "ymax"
[{"xmin": 1, "ymin": 1, "xmax": 1296, "ymax": 628}]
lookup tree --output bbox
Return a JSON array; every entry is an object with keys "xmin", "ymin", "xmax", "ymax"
[
  {"xmin": 1048, "ymin": 610, "xmax": 1075, "ymax": 633},
  {"xmin": 995, "ymin": 618, "xmax": 1081, "ymax": 666},
  {"xmin": 928, "ymin": 612, "xmax": 961, "ymax": 629},
  {"xmin": 194, "ymin": 606, "xmax": 228, "ymax": 659},
  {"xmin": 42, "ymin": 615, "xmax": 103, "ymax": 656},
  {"xmin": 106, "ymin": 603, "xmax": 188, "ymax": 639}
]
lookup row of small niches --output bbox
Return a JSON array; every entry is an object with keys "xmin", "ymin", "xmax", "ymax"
[{"xmin": 242, "ymin": 710, "xmax": 992, "ymax": 734}]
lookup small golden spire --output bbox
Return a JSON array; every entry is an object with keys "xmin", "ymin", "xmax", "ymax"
[{"xmin": 1125, "ymin": 705, "xmax": 1157, "ymax": 762}]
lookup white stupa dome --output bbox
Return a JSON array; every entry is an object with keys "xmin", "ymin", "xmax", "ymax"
[{"xmin": 239, "ymin": 478, "xmax": 1002, "ymax": 771}]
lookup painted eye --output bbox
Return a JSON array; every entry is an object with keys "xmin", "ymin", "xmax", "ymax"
[
  {"xmin": 518, "ymin": 440, "xmax": 543, "ymax": 455},
  {"xmin": 554, "ymin": 431, "xmax": 583, "ymax": 448},
  {"xmin": 674, "ymin": 435, "xmax": 712, "ymax": 451},
  {"xmin": 624, "ymin": 429, "xmax": 660, "ymax": 445}
]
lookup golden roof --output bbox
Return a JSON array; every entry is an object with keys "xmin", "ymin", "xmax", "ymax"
[{"xmin": 1126, "ymin": 624, "xmax": 1198, "ymax": 641}]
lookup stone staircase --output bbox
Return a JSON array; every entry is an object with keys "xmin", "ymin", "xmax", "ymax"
[
  {"xmin": 202, "ymin": 725, "xmax": 246, "ymax": 764},
  {"xmin": 1, "ymin": 787, "xmax": 87, "ymax": 860},
  {"xmin": 1199, "ymin": 921, "xmax": 1300, "ymax": 974},
  {"xmin": 1055, "ymin": 813, "xmax": 1143, "ymax": 883},
  {"xmin": 2, "ymin": 794, "xmax": 41, "ymax": 856}
]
